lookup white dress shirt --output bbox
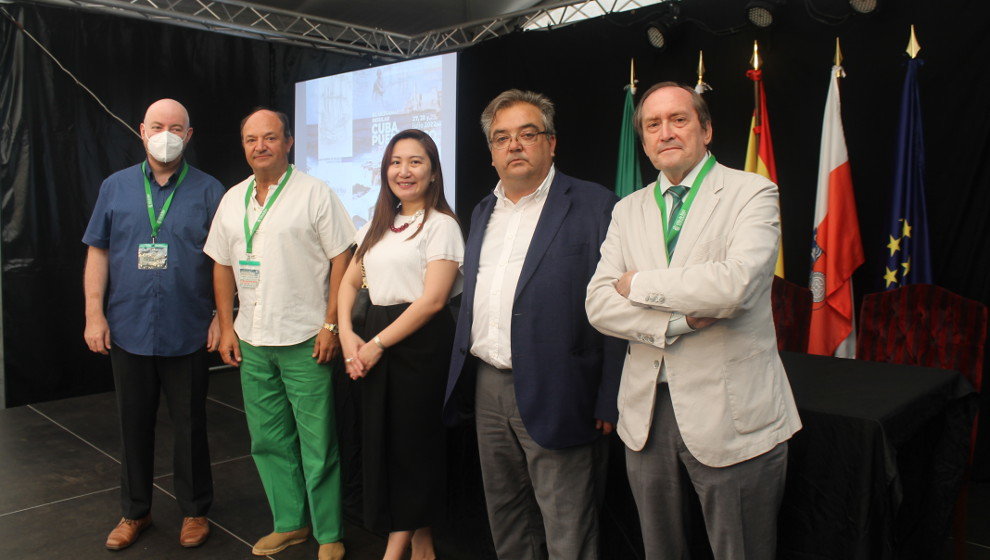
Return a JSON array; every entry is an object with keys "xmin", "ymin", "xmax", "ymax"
[
  {"xmin": 470, "ymin": 166, "xmax": 555, "ymax": 369},
  {"xmin": 204, "ymin": 167, "xmax": 355, "ymax": 346},
  {"xmin": 356, "ymin": 211, "xmax": 465, "ymax": 306}
]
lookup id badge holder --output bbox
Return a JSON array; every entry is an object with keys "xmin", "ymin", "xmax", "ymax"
[
  {"xmin": 138, "ymin": 243, "xmax": 168, "ymax": 269},
  {"xmin": 238, "ymin": 259, "xmax": 261, "ymax": 289}
]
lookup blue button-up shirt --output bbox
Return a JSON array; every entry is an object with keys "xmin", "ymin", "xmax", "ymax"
[{"xmin": 83, "ymin": 160, "xmax": 225, "ymax": 356}]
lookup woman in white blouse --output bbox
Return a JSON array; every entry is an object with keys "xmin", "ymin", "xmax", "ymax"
[{"xmin": 337, "ymin": 129, "xmax": 463, "ymax": 560}]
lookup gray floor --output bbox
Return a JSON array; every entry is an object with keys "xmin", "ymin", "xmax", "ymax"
[
  {"xmin": 0, "ymin": 368, "xmax": 386, "ymax": 560},
  {"xmin": 2, "ymin": 367, "xmax": 990, "ymax": 559}
]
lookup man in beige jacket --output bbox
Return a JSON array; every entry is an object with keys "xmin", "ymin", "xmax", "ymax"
[{"xmin": 586, "ymin": 82, "xmax": 801, "ymax": 560}]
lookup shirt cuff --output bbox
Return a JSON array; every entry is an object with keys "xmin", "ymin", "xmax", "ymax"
[{"xmin": 665, "ymin": 313, "xmax": 694, "ymax": 345}]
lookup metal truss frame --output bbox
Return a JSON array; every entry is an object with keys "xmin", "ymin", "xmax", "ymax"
[{"xmin": 18, "ymin": 0, "xmax": 663, "ymax": 60}]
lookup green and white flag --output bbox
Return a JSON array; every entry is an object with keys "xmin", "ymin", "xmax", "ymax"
[{"xmin": 615, "ymin": 85, "xmax": 642, "ymax": 198}]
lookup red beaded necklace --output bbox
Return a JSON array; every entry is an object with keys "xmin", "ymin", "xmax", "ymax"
[{"xmin": 390, "ymin": 209, "xmax": 424, "ymax": 233}]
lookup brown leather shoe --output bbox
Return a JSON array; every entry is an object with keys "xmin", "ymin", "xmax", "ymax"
[
  {"xmin": 179, "ymin": 516, "xmax": 210, "ymax": 548},
  {"xmin": 105, "ymin": 515, "xmax": 152, "ymax": 550},
  {"xmin": 318, "ymin": 541, "xmax": 345, "ymax": 560},
  {"xmin": 251, "ymin": 527, "xmax": 310, "ymax": 556}
]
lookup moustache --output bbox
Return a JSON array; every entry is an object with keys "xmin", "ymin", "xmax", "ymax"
[{"xmin": 657, "ymin": 142, "xmax": 684, "ymax": 153}]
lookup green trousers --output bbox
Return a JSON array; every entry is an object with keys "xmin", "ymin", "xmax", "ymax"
[{"xmin": 239, "ymin": 337, "xmax": 343, "ymax": 544}]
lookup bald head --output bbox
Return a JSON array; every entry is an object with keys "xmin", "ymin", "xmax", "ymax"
[
  {"xmin": 144, "ymin": 99, "xmax": 190, "ymax": 130},
  {"xmin": 140, "ymin": 99, "xmax": 192, "ymax": 165}
]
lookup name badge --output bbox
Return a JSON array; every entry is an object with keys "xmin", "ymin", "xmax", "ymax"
[
  {"xmin": 137, "ymin": 243, "xmax": 168, "ymax": 270},
  {"xmin": 238, "ymin": 259, "xmax": 261, "ymax": 289}
]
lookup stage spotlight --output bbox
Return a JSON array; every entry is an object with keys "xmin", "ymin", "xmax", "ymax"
[
  {"xmin": 645, "ymin": 3, "xmax": 682, "ymax": 51},
  {"xmin": 849, "ymin": 0, "xmax": 878, "ymax": 13},
  {"xmin": 646, "ymin": 24, "xmax": 669, "ymax": 49},
  {"xmin": 746, "ymin": 0, "xmax": 784, "ymax": 28}
]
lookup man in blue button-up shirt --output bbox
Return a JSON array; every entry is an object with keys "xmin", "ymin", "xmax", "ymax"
[{"xmin": 82, "ymin": 99, "xmax": 225, "ymax": 551}]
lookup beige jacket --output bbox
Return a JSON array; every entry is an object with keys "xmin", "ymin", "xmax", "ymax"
[{"xmin": 586, "ymin": 162, "xmax": 801, "ymax": 467}]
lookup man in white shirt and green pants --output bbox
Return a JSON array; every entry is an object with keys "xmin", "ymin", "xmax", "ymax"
[{"xmin": 205, "ymin": 108, "xmax": 354, "ymax": 560}]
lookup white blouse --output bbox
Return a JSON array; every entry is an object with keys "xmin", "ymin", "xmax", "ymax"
[{"xmin": 356, "ymin": 211, "xmax": 465, "ymax": 306}]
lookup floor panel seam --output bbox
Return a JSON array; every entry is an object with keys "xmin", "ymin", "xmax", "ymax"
[
  {"xmin": 207, "ymin": 396, "xmax": 245, "ymax": 414},
  {"xmin": 27, "ymin": 405, "xmax": 121, "ymax": 465},
  {"xmin": 152, "ymin": 454, "xmax": 254, "ymax": 480},
  {"xmin": 0, "ymin": 486, "xmax": 118, "ymax": 519}
]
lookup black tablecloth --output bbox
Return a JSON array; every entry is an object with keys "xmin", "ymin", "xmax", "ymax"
[{"xmin": 779, "ymin": 351, "xmax": 977, "ymax": 560}]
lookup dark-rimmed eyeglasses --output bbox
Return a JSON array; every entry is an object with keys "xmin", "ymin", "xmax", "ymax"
[{"xmin": 489, "ymin": 130, "xmax": 549, "ymax": 150}]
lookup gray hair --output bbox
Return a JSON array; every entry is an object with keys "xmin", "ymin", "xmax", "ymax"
[
  {"xmin": 480, "ymin": 89, "xmax": 556, "ymax": 140},
  {"xmin": 633, "ymin": 81, "xmax": 712, "ymax": 140}
]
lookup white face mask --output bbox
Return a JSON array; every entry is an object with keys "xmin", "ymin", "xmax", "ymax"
[{"xmin": 145, "ymin": 130, "xmax": 186, "ymax": 163}]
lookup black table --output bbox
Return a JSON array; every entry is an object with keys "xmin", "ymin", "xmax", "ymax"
[{"xmin": 778, "ymin": 351, "xmax": 976, "ymax": 560}]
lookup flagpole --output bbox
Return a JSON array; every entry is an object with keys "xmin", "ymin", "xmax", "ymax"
[
  {"xmin": 695, "ymin": 50, "xmax": 711, "ymax": 94},
  {"xmin": 751, "ymin": 41, "xmax": 761, "ymax": 129},
  {"xmin": 629, "ymin": 58, "xmax": 637, "ymax": 94},
  {"xmin": 834, "ymin": 37, "xmax": 843, "ymax": 76}
]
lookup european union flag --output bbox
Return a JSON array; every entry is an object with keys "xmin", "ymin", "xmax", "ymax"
[{"xmin": 883, "ymin": 57, "xmax": 932, "ymax": 290}]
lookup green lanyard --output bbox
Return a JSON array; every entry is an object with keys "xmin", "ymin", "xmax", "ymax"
[
  {"xmin": 653, "ymin": 155, "xmax": 716, "ymax": 259},
  {"xmin": 143, "ymin": 160, "xmax": 188, "ymax": 242},
  {"xmin": 243, "ymin": 165, "xmax": 293, "ymax": 255}
]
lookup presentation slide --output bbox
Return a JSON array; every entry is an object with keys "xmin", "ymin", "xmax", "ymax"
[{"xmin": 294, "ymin": 53, "xmax": 458, "ymax": 229}]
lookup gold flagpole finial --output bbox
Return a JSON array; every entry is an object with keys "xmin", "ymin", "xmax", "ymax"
[
  {"xmin": 629, "ymin": 58, "xmax": 637, "ymax": 94},
  {"xmin": 906, "ymin": 25, "xmax": 921, "ymax": 58},
  {"xmin": 750, "ymin": 40, "xmax": 761, "ymax": 71},
  {"xmin": 834, "ymin": 37, "xmax": 844, "ymax": 78},
  {"xmin": 697, "ymin": 50, "xmax": 706, "ymax": 85}
]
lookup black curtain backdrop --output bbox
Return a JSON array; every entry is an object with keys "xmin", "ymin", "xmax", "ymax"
[
  {"xmin": 0, "ymin": 3, "xmax": 369, "ymax": 407},
  {"xmin": 3, "ymin": 0, "xmax": 990, "ymax": 507}
]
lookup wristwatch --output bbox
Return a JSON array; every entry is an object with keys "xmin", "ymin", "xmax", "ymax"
[{"xmin": 323, "ymin": 322, "xmax": 339, "ymax": 334}]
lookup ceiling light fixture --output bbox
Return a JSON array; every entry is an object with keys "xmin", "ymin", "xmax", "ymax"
[
  {"xmin": 645, "ymin": 1, "xmax": 682, "ymax": 51},
  {"xmin": 848, "ymin": 0, "xmax": 878, "ymax": 14},
  {"xmin": 745, "ymin": 0, "xmax": 785, "ymax": 28}
]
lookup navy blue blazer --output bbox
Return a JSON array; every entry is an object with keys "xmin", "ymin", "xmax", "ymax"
[{"xmin": 443, "ymin": 170, "xmax": 624, "ymax": 450}]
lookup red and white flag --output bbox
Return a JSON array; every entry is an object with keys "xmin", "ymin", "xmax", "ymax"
[{"xmin": 808, "ymin": 66, "xmax": 864, "ymax": 358}]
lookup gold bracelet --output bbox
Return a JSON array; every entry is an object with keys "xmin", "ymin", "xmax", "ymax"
[
  {"xmin": 373, "ymin": 335, "xmax": 386, "ymax": 349},
  {"xmin": 323, "ymin": 322, "xmax": 339, "ymax": 334}
]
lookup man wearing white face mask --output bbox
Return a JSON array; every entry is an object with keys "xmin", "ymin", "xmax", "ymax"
[{"xmin": 83, "ymin": 99, "xmax": 225, "ymax": 551}]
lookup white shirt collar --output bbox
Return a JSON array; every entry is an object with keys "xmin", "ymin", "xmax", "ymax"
[
  {"xmin": 657, "ymin": 152, "xmax": 711, "ymax": 194},
  {"xmin": 493, "ymin": 165, "xmax": 556, "ymax": 206},
  {"xmin": 252, "ymin": 165, "xmax": 293, "ymax": 192}
]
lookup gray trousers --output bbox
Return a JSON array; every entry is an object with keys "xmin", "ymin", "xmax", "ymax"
[
  {"xmin": 475, "ymin": 361, "xmax": 600, "ymax": 560},
  {"xmin": 626, "ymin": 383, "xmax": 788, "ymax": 560}
]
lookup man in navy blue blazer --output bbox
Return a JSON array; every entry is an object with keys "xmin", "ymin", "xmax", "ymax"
[{"xmin": 444, "ymin": 89, "xmax": 622, "ymax": 560}]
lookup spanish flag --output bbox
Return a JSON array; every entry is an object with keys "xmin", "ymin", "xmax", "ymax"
[{"xmin": 744, "ymin": 65, "xmax": 785, "ymax": 278}]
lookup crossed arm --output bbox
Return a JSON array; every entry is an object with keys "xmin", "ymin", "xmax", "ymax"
[{"xmin": 586, "ymin": 183, "xmax": 779, "ymax": 345}]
